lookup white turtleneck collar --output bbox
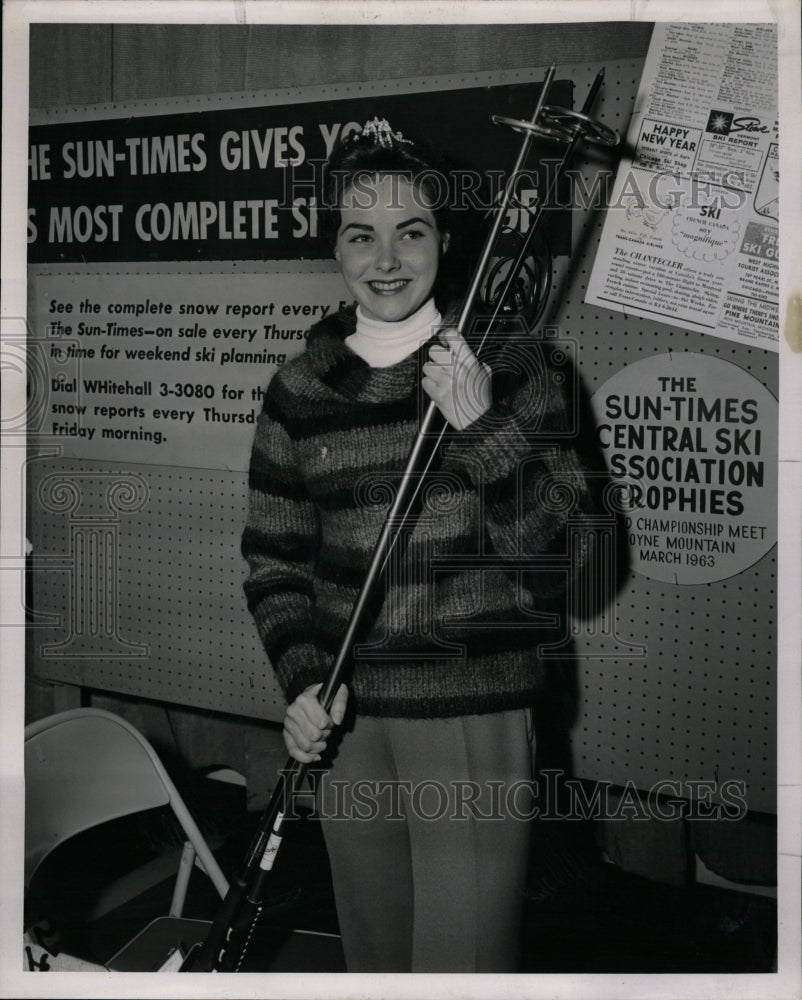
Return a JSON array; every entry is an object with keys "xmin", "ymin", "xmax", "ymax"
[{"xmin": 345, "ymin": 299, "xmax": 442, "ymax": 368}]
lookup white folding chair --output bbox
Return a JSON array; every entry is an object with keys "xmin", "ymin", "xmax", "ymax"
[{"xmin": 25, "ymin": 708, "xmax": 229, "ymax": 970}]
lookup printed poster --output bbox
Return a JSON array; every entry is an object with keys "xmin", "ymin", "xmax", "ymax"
[
  {"xmin": 586, "ymin": 23, "xmax": 779, "ymax": 349},
  {"xmin": 30, "ymin": 271, "xmax": 347, "ymax": 471}
]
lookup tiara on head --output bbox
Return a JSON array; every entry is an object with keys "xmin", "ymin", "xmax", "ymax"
[{"xmin": 358, "ymin": 117, "xmax": 414, "ymax": 149}]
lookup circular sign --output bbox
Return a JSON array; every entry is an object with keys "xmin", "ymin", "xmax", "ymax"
[{"xmin": 591, "ymin": 352, "xmax": 777, "ymax": 584}]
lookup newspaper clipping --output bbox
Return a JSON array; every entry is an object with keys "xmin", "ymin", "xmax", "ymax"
[{"xmin": 586, "ymin": 23, "xmax": 778, "ymax": 349}]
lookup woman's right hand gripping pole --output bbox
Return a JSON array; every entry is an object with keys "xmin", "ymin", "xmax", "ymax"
[{"xmin": 283, "ymin": 682, "xmax": 349, "ymax": 763}]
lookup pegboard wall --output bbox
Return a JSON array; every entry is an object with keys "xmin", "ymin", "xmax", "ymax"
[
  {"xmin": 29, "ymin": 462, "xmax": 283, "ymax": 719},
  {"xmin": 540, "ymin": 63, "xmax": 777, "ymax": 814},
  {"xmin": 28, "ymin": 57, "xmax": 777, "ymax": 813}
]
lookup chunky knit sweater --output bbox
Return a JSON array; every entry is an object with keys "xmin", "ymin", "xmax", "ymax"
[{"xmin": 242, "ymin": 307, "xmax": 599, "ymax": 718}]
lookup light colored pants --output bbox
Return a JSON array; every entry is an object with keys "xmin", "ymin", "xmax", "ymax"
[{"xmin": 316, "ymin": 709, "xmax": 533, "ymax": 973}]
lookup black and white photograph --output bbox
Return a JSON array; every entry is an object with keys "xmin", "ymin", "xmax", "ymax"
[{"xmin": 2, "ymin": 2, "xmax": 800, "ymax": 998}]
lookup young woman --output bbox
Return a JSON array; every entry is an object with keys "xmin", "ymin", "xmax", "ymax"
[{"xmin": 241, "ymin": 118, "xmax": 600, "ymax": 972}]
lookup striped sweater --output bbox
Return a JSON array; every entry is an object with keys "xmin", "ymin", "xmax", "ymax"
[{"xmin": 242, "ymin": 307, "xmax": 599, "ymax": 719}]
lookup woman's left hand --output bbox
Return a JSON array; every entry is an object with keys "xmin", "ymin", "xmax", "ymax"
[{"xmin": 421, "ymin": 328, "xmax": 491, "ymax": 431}]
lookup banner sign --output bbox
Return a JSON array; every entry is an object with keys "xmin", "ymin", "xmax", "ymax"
[
  {"xmin": 591, "ymin": 352, "xmax": 777, "ymax": 584},
  {"xmin": 28, "ymin": 80, "xmax": 572, "ymax": 264}
]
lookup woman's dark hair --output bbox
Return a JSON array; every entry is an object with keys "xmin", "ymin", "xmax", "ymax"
[{"xmin": 319, "ymin": 121, "xmax": 454, "ymax": 250}]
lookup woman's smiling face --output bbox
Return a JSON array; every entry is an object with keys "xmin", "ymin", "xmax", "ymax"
[{"xmin": 335, "ymin": 174, "xmax": 447, "ymax": 323}]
